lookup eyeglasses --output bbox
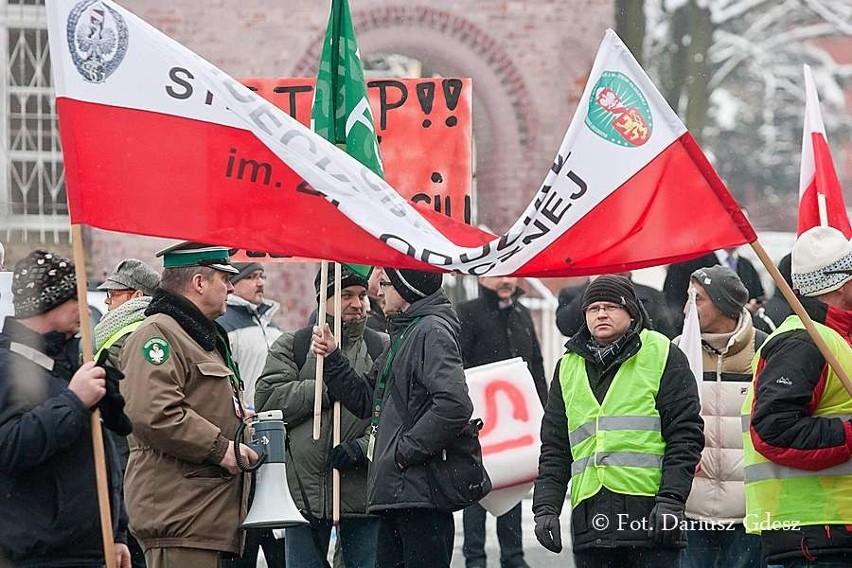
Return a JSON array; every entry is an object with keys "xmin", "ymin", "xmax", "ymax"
[
  {"xmin": 378, "ymin": 280, "xmax": 394, "ymax": 289},
  {"xmin": 584, "ymin": 303, "xmax": 625, "ymax": 315},
  {"xmin": 106, "ymin": 289, "xmax": 134, "ymax": 301}
]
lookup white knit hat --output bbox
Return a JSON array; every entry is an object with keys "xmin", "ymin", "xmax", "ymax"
[{"xmin": 791, "ymin": 226, "xmax": 852, "ymax": 297}]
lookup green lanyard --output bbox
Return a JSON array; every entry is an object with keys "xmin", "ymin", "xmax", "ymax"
[
  {"xmin": 217, "ymin": 331, "xmax": 245, "ymax": 416},
  {"xmin": 367, "ymin": 317, "xmax": 421, "ymax": 461}
]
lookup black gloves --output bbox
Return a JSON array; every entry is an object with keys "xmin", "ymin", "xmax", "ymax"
[
  {"xmin": 648, "ymin": 494, "xmax": 685, "ymax": 547},
  {"xmin": 534, "ymin": 512, "xmax": 562, "ymax": 553},
  {"xmin": 95, "ymin": 350, "xmax": 132, "ymax": 436},
  {"xmin": 330, "ymin": 440, "xmax": 366, "ymax": 471}
]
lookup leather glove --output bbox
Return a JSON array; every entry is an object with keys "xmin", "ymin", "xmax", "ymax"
[
  {"xmin": 330, "ymin": 440, "xmax": 366, "ymax": 471},
  {"xmin": 534, "ymin": 512, "xmax": 562, "ymax": 553},
  {"xmin": 647, "ymin": 494, "xmax": 684, "ymax": 547},
  {"xmin": 95, "ymin": 350, "xmax": 132, "ymax": 436}
]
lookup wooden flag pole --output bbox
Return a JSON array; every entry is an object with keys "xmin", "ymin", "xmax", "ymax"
[
  {"xmin": 313, "ymin": 260, "xmax": 329, "ymax": 440},
  {"xmin": 332, "ymin": 263, "xmax": 342, "ymax": 527},
  {"xmin": 71, "ymin": 224, "xmax": 117, "ymax": 568},
  {"xmin": 750, "ymin": 239, "xmax": 852, "ymax": 396}
]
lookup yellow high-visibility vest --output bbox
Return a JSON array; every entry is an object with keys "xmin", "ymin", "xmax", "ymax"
[
  {"xmin": 560, "ymin": 329, "xmax": 669, "ymax": 505},
  {"xmin": 741, "ymin": 316, "xmax": 852, "ymax": 533}
]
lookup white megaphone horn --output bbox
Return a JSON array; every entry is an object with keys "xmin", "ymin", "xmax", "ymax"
[{"xmin": 237, "ymin": 410, "xmax": 308, "ymax": 529}]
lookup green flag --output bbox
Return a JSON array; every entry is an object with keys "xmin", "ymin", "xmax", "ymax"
[
  {"xmin": 313, "ymin": 0, "xmax": 382, "ymax": 277},
  {"xmin": 312, "ymin": 0, "xmax": 384, "ymax": 178}
]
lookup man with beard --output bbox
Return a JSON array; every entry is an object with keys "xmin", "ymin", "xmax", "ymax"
[
  {"xmin": 456, "ymin": 275, "xmax": 546, "ymax": 568},
  {"xmin": 256, "ymin": 264, "xmax": 387, "ymax": 568},
  {"xmin": 534, "ymin": 275, "xmax": 703, "ymax": 567}
]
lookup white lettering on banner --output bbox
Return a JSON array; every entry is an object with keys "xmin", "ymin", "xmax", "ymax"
[{"xmin": 46, "ymin": 0, "xmax": 692, "ymax": 275}]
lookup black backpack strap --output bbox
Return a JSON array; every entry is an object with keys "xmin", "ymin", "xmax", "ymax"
[{"xmin": 293, "ymin": 326, "xmax": 312, "ymax": 371}]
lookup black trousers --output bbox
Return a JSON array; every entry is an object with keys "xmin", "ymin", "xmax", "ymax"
[
  {"xmin": 222, "ymin": 528, "xmax": 285, "ymax": 568},
  {"xmin": 462, "ymin": 503, "xmax": 525, "ymax": 567},
  {"xmin": 375, "ymin": 508, "xmax": 454, "ymax": 568}
]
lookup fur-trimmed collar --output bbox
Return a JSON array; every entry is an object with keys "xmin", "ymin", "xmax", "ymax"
[{"xmin": 145, "ymin": 289, "xmax": 218, "ymax": 351}]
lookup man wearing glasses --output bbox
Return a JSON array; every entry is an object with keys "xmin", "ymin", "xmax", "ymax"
[
  {"xmin": 94, "ymin": 258, "xmax": 160, "ymax": 568},
  {"xmin": 533, "ymin": 274, "xmax": 704, "ymax": 567},
  {"xmin": 741, "ymin": 226, "xmax": 852, "ymax": 566}
]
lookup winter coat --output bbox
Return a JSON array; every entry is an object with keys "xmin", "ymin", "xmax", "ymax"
[
  {"xmin": 0, "ymin": 317, "xmax": 127, "ymax": 566},
  {"xmin": 119, "ymin": 289, "xmax": 248, "ymax": 554},
  {"xmin": 217, "ymin": 295, "xmax": 282, "ymax": 409},
  {"xmin": 457, "ymin": 286, "xmax": 547, "ymax": 405},
  {"xmin": 746, "ymin": 303, "xmax": 852, "ymax": 564},
  {"xmin": 255, "ymin": 316, "xmax": 387, "ymax": 518},
  {"xmin": 322, "ymin": 291, "xmax": 474, "ymax": 513},
  {"xmin": 533, "ymin": 317, "xmax": 704, "ymax": 552},
  {"xmin": 674, "ymin": 309, "xmax": 766, "ymax": 524}
]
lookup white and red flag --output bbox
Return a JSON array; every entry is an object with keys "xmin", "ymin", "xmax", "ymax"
[
  {"xmin": 797, "ymin": 65, "xmax": 851, "ymax": 238},
  {"xmin": 47, "ymin": 0, "xmax": 754, "ymax": 276}
]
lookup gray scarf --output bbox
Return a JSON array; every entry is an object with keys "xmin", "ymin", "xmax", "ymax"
[{"xmin": 93, "ymin": 296, "xmax": 151, "ymax": 352}]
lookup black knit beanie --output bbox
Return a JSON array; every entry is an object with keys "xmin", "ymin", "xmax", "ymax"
[
  {"xmin": 314, "ymin": 264, "xmax": 369, "ymax": 299},
  {"xmin": 690, "ymin": 265, "xmax": 748, "ymax": 319},
  {"xmin": 383, "ymin": 268, "xmax": 443, "ymax": 304},
  {"xmin": 12, "ymin": 249, "xmax": 77, "ymax": 318},
  {"xmin": 582, "ymin": 274, "xmax": 640, "ymax": 320}
]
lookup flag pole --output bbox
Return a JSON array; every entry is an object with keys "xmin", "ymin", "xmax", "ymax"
[
  {"xmin": 71, "ymin": 224, "xmax": 117, "ymax": 568},
  {"xmin": 332, "ymin": 263, "xmax": 343, "ymax": 527},
  {"xmin": 749, "ymin": 239, "xmax": 852, "ymax": 396},
  {"xmin": 313, "ymin": 260, "xmax": 329, "ymax": 440}
]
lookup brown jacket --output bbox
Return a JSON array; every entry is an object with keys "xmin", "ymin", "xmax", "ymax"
[{"xmin": 119, "ymin": 290, "xmax": 248, "ymax": 553}]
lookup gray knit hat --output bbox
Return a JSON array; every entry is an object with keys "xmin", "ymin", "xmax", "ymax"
[
  {"xmin": 582, "ymin": 275, "xmax": 641, "ymax": 320},
  {"xmin": 230, "ymin": 262, "xmax": 263, "ymax": 284},
  {"xmin": 12, "ymin": 249, "xmax": 77, "ymax": 318},
  {"xmin": 98, "ymin": 258, "xmax": 160, "ymax": 296},
  {"xmin": 691, "ymin": 265, "xmax": 749, "ymax": 319}
]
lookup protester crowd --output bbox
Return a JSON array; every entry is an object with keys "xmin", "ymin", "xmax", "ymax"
[{"xmin": 0, "ymin": 229, "xmax": 850, "ymax": 568}]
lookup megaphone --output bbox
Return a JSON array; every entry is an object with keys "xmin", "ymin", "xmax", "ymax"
[{"xmin": 240, "ymin": 410, "xmax": 308, "ymax": 529}]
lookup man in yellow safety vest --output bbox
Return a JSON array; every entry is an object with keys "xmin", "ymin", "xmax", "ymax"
[
  {"xmin": 533, "ymin": 274, "xmax": 704, "ymax": 567},
  {"xmin": 742, "ymin": 226, "xmax": 852, "ymax": 566}
]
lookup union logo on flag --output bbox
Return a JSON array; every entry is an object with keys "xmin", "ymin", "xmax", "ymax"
[
  {"xmin": 586, "ymin": 71, "xmax": 653, "ymax": 147},
  {"xmin": 67, "ymin": 0, "xmax": 129, "ymax": 84}
]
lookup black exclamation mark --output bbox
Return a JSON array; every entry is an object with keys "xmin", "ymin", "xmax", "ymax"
[
  {"xmin": 416, "ymin": 82, "xmax": 435, "ymax": 128},
  {"xmin": 442, "ymin": 79, "xmax": 463, "ymax": 127}
]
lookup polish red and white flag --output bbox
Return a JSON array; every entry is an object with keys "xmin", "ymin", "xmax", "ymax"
[
  {"xmin": 797, "ymin": 65, "xmax": 851, "ymax": 238},
  {"xmin": 47, "ymin": 0, "xmax": 754, "ymax": 276}
]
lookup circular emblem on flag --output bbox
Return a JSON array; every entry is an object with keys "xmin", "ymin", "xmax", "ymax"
[
  {"xmin": 66, "ymin": 0, "xmax": 129, "ymax": 84},
  {"xmin": 585, "ymin": 71, "xmax": 653, "ymax": 147},
  {"xmin": 142, "ymin": 337, "xmax": 170, "ymax": 366}
]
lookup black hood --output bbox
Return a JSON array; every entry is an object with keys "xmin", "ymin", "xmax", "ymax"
[{"xmin": 387, "ymin": 290, "xmax": 460, "ymax": 337}]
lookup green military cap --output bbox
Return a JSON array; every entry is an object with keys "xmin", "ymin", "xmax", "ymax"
[{"xmin": 156, "ymin": 242, "xmax": 239, "ymax": 274}]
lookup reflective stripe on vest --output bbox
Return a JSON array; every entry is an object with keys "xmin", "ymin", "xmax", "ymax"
[
  {"xmin": 94, "ymin": 320, "xmax": 144, "ymax": 360},
  {"xmin": 741, "ymin": 316, "xmax": 852, "ymax": 532},
  {"xmin": 560, "ymin": 329, "xmax": 670, "ymax": 506}
]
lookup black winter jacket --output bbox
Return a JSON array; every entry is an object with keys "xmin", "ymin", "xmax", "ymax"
[
  {"xmin": 749, "ymin": 302, "xmax": 852, "ymax": 564},
  {"xmin": 457, "ymin": 286, "xmax": 547, "ymax": 406},
  {"xmin": 323, "ymin": 291, "xmax": 474, "ymax": 513},
  {"xmin": 533, "ymin": 318, "xmax": 704, "ymax": 552},
  {"xmin": 0, "ymin": 317, "xmax": 127, "ymax": 566}
]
